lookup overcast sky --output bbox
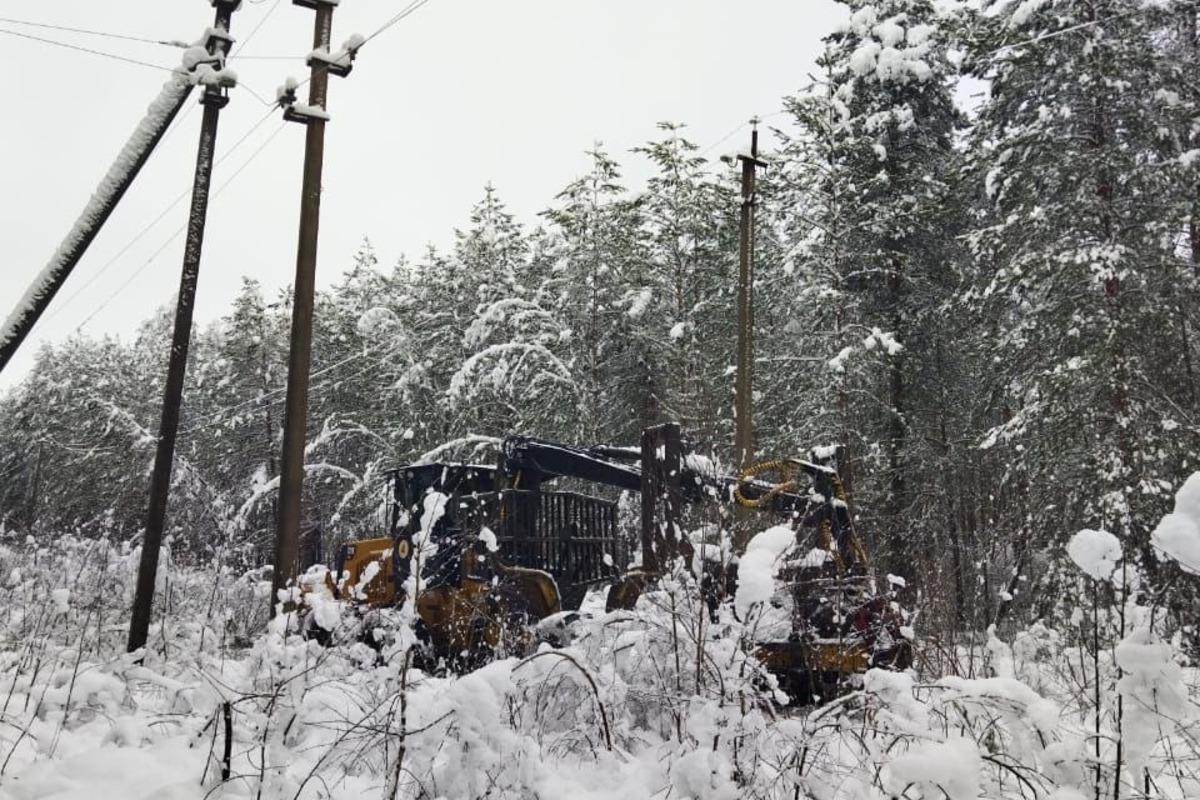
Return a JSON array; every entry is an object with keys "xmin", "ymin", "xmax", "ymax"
[{"xmin": 0, "ymin": 0, "xmax": 843, "ymax": 387}]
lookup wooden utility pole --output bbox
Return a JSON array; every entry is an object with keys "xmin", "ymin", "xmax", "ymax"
[
  {"xmin": 128, "ymin": 1, "xmax": 241, "ymax": 655},
  {"xmin": 273, "ymin": 0, "xmax": 352, "ymax": 613},
  {"xmin": 733, "ymin": 122, "xmax": 767, "ymax": 553},
  {"xmin": 734, "ymin": 121, "xmax": 767, "ymax": 473}
]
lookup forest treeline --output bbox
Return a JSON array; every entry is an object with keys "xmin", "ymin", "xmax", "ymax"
[{"xmin": 3, "ymin": 0, "xmax": 1199, "ymax": 633}]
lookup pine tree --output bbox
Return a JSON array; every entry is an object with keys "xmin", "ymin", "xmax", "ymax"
[
  {"xmin": 779, "ymin": 0, "xmax": 961, "ymax": 579},
  {"xmin": 634, "ymin": 123, "xmax": 739, "ymax": 450},
  {"xmin": 965, "ymin": 0, "xmax": 1200, "ymax": 584},
  {"xmin": 542, "ymin": 146, "xmax": 647, "ymax": 443}
]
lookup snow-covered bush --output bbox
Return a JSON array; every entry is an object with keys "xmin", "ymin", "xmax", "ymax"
[{"xmin": 4, "ymin": 478, "xmax": 1200, "ymax": 799}]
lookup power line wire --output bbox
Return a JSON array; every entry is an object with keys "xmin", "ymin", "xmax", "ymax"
[
  {"xmin": 699, "ymin": 121, "xmax": 749, "ymax": 159},
  {"xmin": 0, "ymin": 28, "xmax": 176, "ymax": 72},
  {"xmin": 21, "ymin": 0, "xmax": 438, "ymax": 430},
  {"xmin": 178, "ymin": 339, "xmax": 411, "ymax": 439},
  {"xmin": 230, "ymin": 0, "xmax": 283, "ymax": 60},
  {"xmin": 75, "ymin": 119, "xmax": 288, "ymax": 331},
  {"xmin": 0, "ymin": 15, "xmax": 189, "ymax": 48},
  {"xmin": 293, "ymin": 0, "xmax": 435, "ymax": 92},
  {"xmin": 176, "ymin": 348, "xmax": 378, "ymax": 435},
  {"xmin": 46, "ymin": 107, "xmax": 282, "ymax": 324},
  {"xmin": 361, "ymin": 0, "xmax": 433, "ymax": 47},
  {"xmin": 984, "ymin": 8, "xmax": 1150, "ymax": 58}
]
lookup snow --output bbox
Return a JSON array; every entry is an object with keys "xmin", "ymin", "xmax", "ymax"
[
  {"xmin": 1067, "ymin": 527, "xmax": 1121, "ymax": 580},
  {"xmin": 410, "ymin": 496, "xmax": 440, "ymax": 542},
  {"xmin": 734, "ymin": 525, "xmax": 794, "ymax": 617},
  {"xmin": 1115, "ymin": 626, "xmax": 1194, "ymax": 778},
  {"xmin": 1172, "ymin": 471, "xmax": 1200, "ymax": 519},
  {"xmin": 1010, "ymin": 0, "xmax": 1051, "ymax": 27},
  {"xmin": 669, "ymin": 321, "xmax": 686, "ymax": 340},
  {"xmin": 478, "ymin": 525, "xmax": 500, "ymax": 552},
  {"xmin": 683, "ymin": 451, "xmax": 717, "ymax": 477},
  {"xmin": 885, "ymin": 737, "xmax": 982, "ymax": 800},
  {"xmin": 671, "ymin": 749, "xmax": 739, "ymax": 800},
  {"xmin": 1152, "ymin": 513, "xmax": 1200, "ymax": 574},
  {"xmin": 2, "ymin": 524, "xmax": 1199, "ymax": 800},
  {"xmin": 355, "ymin": 306, "xmax": 399, "ymax": 338},
  {"xmin": 51, "ymin": 587, "xmax": 70, "ymax": 614},
  {"xmin": 799, "ymin": 547, "xmax": 832, "ymax": 568},
  {"xmin": 907, "ymin": 23, "xmax": 935, "ymax": 46},
  {"xmin": 290, "ymin": 102, "xmax": 332, "ymax": 121},
  {"xmin": 301, "ymin": 565, "xmax": 342, "ymax": 628},
  {"xmin": 828, "ymin": 346, "xmax": 854, "ymax": 372},
  {"xmin": 865, "ymin": 327, "xmax": 903, "ymax": 354},
  {"xmin": 276, "ymin": 75, "xmax": 300, "ymax": 103},
  {"xmin": 626, "ymin": 287, "xmax": 653, "ymax": 318},
  {"xmin": 355, "ymin": 558, "xmax": 382, "ymax": 598},
  {"xmin": 873, "ymin": 18, "xmax": 906, "ymax": 48},
  {"xmin": 849, "ymin": 41, "xmax": 882, "ymax": 76},
  {"xmin": 810, "ymin": 444, "xmax": 838, "ymax": 460},
  {"xmin": 1150, "ymin": 472, "xmax": 1200, "ymax": 574}
]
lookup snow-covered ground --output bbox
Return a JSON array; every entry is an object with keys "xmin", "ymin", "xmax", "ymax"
[{"xmin": 1, "ymin": 475, "xmax": 1199, "ymax": 800}]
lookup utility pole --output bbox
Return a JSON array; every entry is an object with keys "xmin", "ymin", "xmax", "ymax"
[
  {"xmin": 733, "ymin": 122, "xmax": 767, "ymax": 553},
  {"xmin": 128, "ymin": 1, "xmax": 241, "ymax": 655},
  {"xmin": 734, "ymin": 121, "xmax": 767, "ymax": 474},
  {"xmin": 0, "ymin": 77, "xmax": 196, "ymax": 376},
  {"xmin": 273, "ymin": 0, "xmax": 355, "ymax": 613}
]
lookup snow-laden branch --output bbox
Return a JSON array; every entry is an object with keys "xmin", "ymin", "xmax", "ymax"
[
  {"xmin": 236, "ymin": 461, "xmax": 359, "ymax": 525},
  {"xmin": 447, "ymin": 342, "xmax": 574, "ymax": 405},
  {"xmin": 414, "ymin": 435, "xmax": 501, "ymax": 465}
]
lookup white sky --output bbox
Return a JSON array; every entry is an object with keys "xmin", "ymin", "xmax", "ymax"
[{"xmin": 0, "ymin": 0, "xmax": 842, "ymax": 387}]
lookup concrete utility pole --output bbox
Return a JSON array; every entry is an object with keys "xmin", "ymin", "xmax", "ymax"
[
  {"xmin": 273, "ymin": 0, "xmax": 353, "ymax": 613},
  {"xmin": 734, "ymin": 122, "xmax": 767, "ymax": 472},
  {"xmin": 128, "ymin": 1, "xmax": 241, "ymax": 655},
  {"xmin": 0, "ymin": 80, "xmax": 196, "ymax": 376}
]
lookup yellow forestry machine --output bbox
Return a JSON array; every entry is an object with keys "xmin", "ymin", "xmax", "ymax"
[{"xmin": 321, "ymin": 423, "xmax": 911, "ymax": 702}]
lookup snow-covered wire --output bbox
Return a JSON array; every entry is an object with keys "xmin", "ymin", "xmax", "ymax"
[
  {"xmin": 981, "ymin": 7, "xmax": 1151, "ymax": 59},
  {"xmin": 360, "ymin": 0, "xmax": 434, "ymax": 48},
  {"xmin": 698, "ymin": 110, "xmax": 786, "ymax": 160},
  {"xmin": 228, "ymin": 54, "xmax": 305, "ymax": 61},
  {"xmin": 229, "ymin": 0, "xmax": 283, "ymax": 61},
  {"xmin": 291, "ymin": 0, "xmax": 435, "ymax": 92},
  {"xmin": 0, "ymin": 28, "xmax": 176, "ymax": 72},
  {"xmin": 74, "ymin": 119, "xmax": 288, "ymax": 331},
  {"xmin": 45, "ymin": 106, "xmax": 281, "ymax": 326},
  {"xmin": 699, "ymin": 121, "xmax": 750, "ymax": 159},
  {"xmin": 176, "ymin": 355, "xmax": 367, "ymax": 435},
  {"xmin": 174, "ymin": 346, "xmax": 385, "ymax": 437},
  {"xmin": 0, "ymin": 15, "xmax": 189, "ymax": 49}
]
